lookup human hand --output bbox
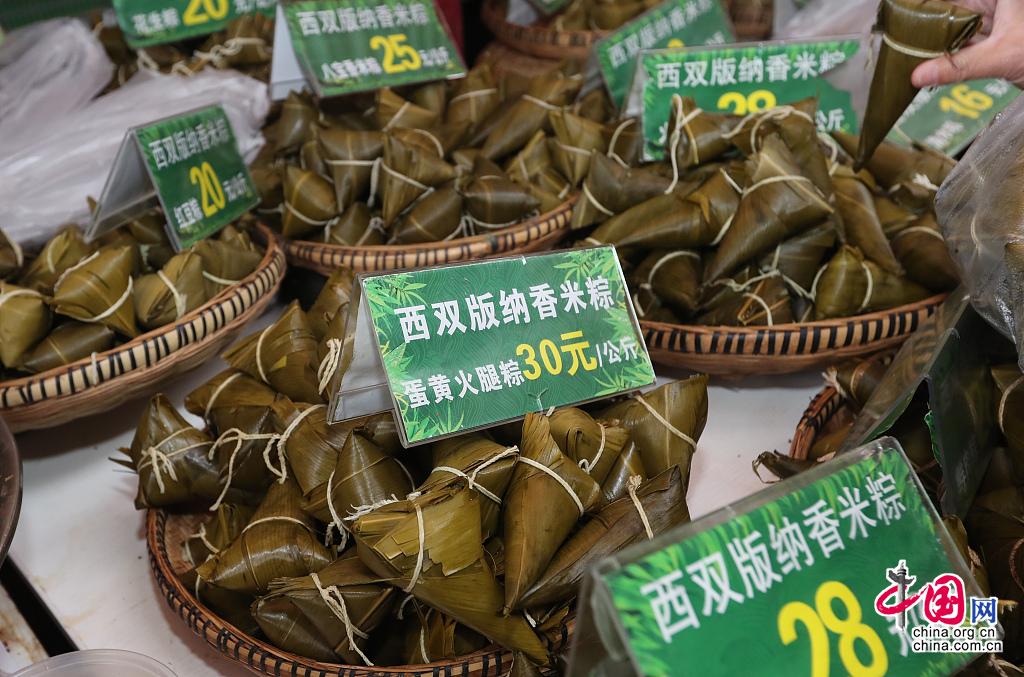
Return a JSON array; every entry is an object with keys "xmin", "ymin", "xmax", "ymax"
[{"xmin": 912, "ymin": 0, "xmax": 1024, "ymax": 88}]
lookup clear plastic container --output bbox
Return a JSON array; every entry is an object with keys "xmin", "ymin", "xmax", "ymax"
[{"xmin": 11, "ymin": 650, "xmax": 177, "ymax": 676}]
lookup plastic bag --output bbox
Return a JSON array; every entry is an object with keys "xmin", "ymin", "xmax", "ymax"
[
  {"xmin": 935, "ymin": 94, "xmax": 1024, "ymax": 371},
  {"xmin": 0, "ymin": 68, "xmax": 269, "ymax": 250},
  {"xmin": 776, "ymin": 0, "xmax": 875, "ymax": 39},
  {"xmin": 0, "ymin": 18, "xmax": 113, "ymax": 145}
]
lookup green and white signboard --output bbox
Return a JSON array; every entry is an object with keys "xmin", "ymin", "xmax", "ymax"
[
  {"xmin": 629, "ymin": 39, "xmax": 862, "ymax": 160},
  {"xmin": 113, "ymin": 0, "xmax": 276, "ymax": 47},
  {"xmin": 597, "ymin": 0, "xmax": 735, "ymax": 109},
  {"xmin": 571, "ymin": 440, "xmax": 992, "ymax": 677},
  {"xmin": 279, "ymin": 0, "xmax": 465, "ymax": 99},
  {"xmin": 89, "ymin": 105, "xmax": 258, "ymax": 250},
  {"xmin": 330, "ymin": 247, "xmax": 656, "ymax": 446},
  {"xmin": 889, "ymin": 79, "xmax": 1020, "ymax": 157}
]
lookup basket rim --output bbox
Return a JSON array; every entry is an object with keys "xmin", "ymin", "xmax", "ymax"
[
  {"xmin": 639, "ymin": 293, "xmax": 948, "ymax": 338},
  {"xmin": 145, "ymin": 508, "xmax": 571, "ymax": 676},
  {"xmin": 788, "ymin": 385, "xmax": 842, "ymax": 460},
  {"xmin": 284, "ymin": 195, "xmax": 577, "ymax": 255},
  {"xmin": 0, "ymin": 222, "xmax": 284, "ymax": 399}
]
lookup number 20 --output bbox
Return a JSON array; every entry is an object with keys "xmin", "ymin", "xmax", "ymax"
[
  {"xmin": 189, "ymin": 162, "xmax": 226, "ymax": 217},
  {"xmin": 183, "ymin": 0, "xmax": 228, "ymax": 26}
]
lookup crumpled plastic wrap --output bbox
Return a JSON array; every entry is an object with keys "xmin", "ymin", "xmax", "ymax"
[
  {"xmin": 935, "ymin": 94, "xmax": 1024, "ymax": 371},
  {"xmin": 0, "ymin": 18, "xmax": 113, "ymax": 146},
  {"xmin": 0, "ymin": 68, "xmax": 269, "ymax": 250}
]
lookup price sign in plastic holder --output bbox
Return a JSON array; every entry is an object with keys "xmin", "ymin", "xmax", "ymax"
[
  {"xmin": 888, "ymin": 79, "xmax": 1020, "ymax": 157},
  {"xmin": 596, "ymin": 0, "xmax": 735, "ymax": 110},
  {"xmin": 569, "ymin": 439, "xmax": 990, "ymax": 677},
  {"xmin": 88, "ymin": 104, "xmax": 258, "ymax": 251},
  {"xmin": 624, "ymin": 36, "xmax": 869, "ymax": 161},
  {"xmin": 270, "ymin": 0, "xmax": 465, "ymax": 101},
  {"xmin": 327, "ymin": 247, "xmax": 656, "ymax": 447},
  {"xmin": 112, "ymin": 0, "xmax": 276, "ymax": 48}
]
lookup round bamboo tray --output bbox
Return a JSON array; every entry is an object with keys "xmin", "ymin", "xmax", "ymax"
[
  {"xmin": 285, "ymin": 197, "xmax": 575, "ymax": 275},
  {"xmin": 482, "ymin": 0, "xmax": 773, "ymax": 62},
  {"xmin": 0, "ymin": 223, "xmax": 285, "ymax": 433},
  {"xmin": 789, "ymin": 385, "xmax": 846, "ymax": 461},
  {"xmin": 640, "ymin": 293, "xmax": 946, "ymax": 376},
  {"xmin": 147, "ymin": 509, "xmax": 573, "ymax": 677}
]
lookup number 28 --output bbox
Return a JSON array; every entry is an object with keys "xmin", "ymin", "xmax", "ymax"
[{"xmin": 717, "ymin": 89, "xmax": 777, "ymax": 115}]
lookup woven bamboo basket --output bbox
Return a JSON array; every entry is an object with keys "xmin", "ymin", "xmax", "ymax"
[
  {"xmin": 640, "ymin": 293, "xmax": 946, "ymax": 376},
  {"xmin": 0, "ymin": 223, "xmax": 285, "ymax": 433},
  {"xmin": 789, "ymin": 385, "xmax": 847, "ymax": 461},
  {"xmin": 481, "ymin": 0, "xmax": 774, "ymax": 62},
  {"xmin": 284, "ymin": 197, "xmax": 575, "ymax": 275},
  {"xmin": 147, "ymin": 509, "xmax": 573, "ymax": 677}
]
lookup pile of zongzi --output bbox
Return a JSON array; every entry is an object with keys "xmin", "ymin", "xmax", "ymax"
[
  {"xmin": 123, "ymin": 274, "xmax": 708, "ymax": 667},
  {"xmin": 0, "ymin": 214, "xmax": 265, "ymax": 379},
  {"xmin": 92, "ymin": 13, "xmax": 275, "ymax": 92},
  {"xmin": 532, "ymin": 0, "xmax": 662, "ymax": 31},
  {"xmin": 253, "ymin": 62, "xmax": 624, "ymax": 246},
  {"xmin": 577, "ymin": 95, "xmax": 958, "ymax": 327}
]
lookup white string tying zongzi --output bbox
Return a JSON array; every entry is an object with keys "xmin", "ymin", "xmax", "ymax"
[
  {"xmin": 857, "ymin": 260, "xmax": 875, "ymax": 313},
  {"xmin": 719, "ymin": 167, "xmax": 743, "ymax": 194},
  {"xmin": 317, "ymin": 337, "xmax": 347, "ymax": 394},
  {"xmin": 578, "ymin": 423, "xmax": 606, "ymax": 474},
  {"xmin": 521, "ymin": 94, "xmax": 560, "ymax": 111},
  {"xmin": 0, "ymin": 288, "xmax": 42, "ymax": 312},
  {"xmin": 202, "ymin": 271, "xmax": 242, "ymax": 288},
  {"xmin": 809, "ymin": 262, "xmax": 829, "ymax": 302},
  {"xmin": 406, "ymin": 128, "xmax": 445, "ymax": 158},
  {"xmin": 404, "ymin": 503, "xmax": 426, "ymax": 592},
  {"xmin": 742, "ymin": 292, "xmax": 775, "ymax": 326},
  {"xmin": 557, "ymin": 183, "xmax": 571, "ymax": 200},
  {"xmin": 194, "ymin": 523, "xmax": 221, "ymax": 555},
  {"xmin": 345, "ymin": 494, "xmax": 402, "ymax": 521},
  {"xmin": 207, "ymin": 428, "xmax": 282, "ymax": 510},
  {"xmin": 822, "ymin": 366, "xmax": 849, "ymax": 401},
  {"xmin": 892, "ymin": 225, "xmax": 945, "ymax": 242},
  {"xmin": 193, "ymin": 37, "xmax": 269, "ymax": 69},
  {"xmin": 742, "ymin": 174, "xmax": 814, "ymax": 197},
  {"xmin": 747, "ymin": 106, "xmax": 815, "ymax": 153},
  {"xmin": 80, "ymin": 277, "xmax": 134, "ymax": 324},
  {"xmin": 8, "ymin": 237, "xmax": 23, "ymax": 269},
  {"xmin": 632, "ymin": 288, "xmax": 649, "ymax": 318},
  {"xmin": 582, "ymin": 237, "xmax": 604, "ymax": 247},
  {"xmin": 881, "ymin": 33, "xmax": 945, "ymax": 60},
  {"xmin": 382, "ymin": 101, "xmax": 411, "ymax": 132},
  {"xmin": 555, "ymin": 140, "xmax": 593, "ymax": 157},
  {"xmin": 626, "ymin": 475, "xmax": 654, "ymax": 540},
  {"xmin": 310, "ymin": 572, "xmax": 375, "ymax": 666},
  {"xmin": 647, "ymin": 250, "xmax": 701, "ymax": 286},
  {"xmin": 137, "ymin": 428, "xmax": 213, "ymax": 494},
  {"xmin": 516, "ymin": 457, "xmax": 585, "ymax": 515},
  {"xmin": 419, "ymin": 627, "xmax": 431, "ymax": 663},
  {"xmin": 136, "ymin": 49, "xmax": 161, "ymax": 72},
  {"xmin": 523, "ymin": 610, "xmax": 539, "ymax": 628},
  {"xmin": 355, "ymin": 216, "xmax": 387, "ymax": 245},
  {"xmin": 275, "ymin": 405, "xmax": 326, "ymax": 484},
  {"xmin": 203, "ymin": 372, "xmax": 244, "ymax": 421},
  {"xmin": 463, "ymin": 212, "xmax": 527, "ymax": 233},
  {"xmin": 582, "ymin": 181, "xmax": 615, "ymax": 217},
  {"xmin": 818, "ymin": 132, "xmax": 842, "ymax": 176},
  {"xmin": 254, "ymin": 326, "xmax": 272, "ymax": 384},
  {"xmin": 53, "ymin": 250, "xmax": 99, "ymax": 292},
  {"xmin": 396, "ymin": 593, "xmax": 416, "ymax": 620},
  {"xmin": 156, "ymin": 270, "xmax": 187, "ymax": 319},
  {"xmin": 911, "ymin": 172, "xmax": 941, "ymax": 192},
  {"xmin": 380, "ymin": 161, "xmax": 434, "ymax": 198},
  {"xmin": 607, "ymin": 118, "xmax": 637, "ymax": 168},
  {"xmin": 432, "ymin": 446, "xmax": 520, "ymax": 503},
  {"xmin": 665, "ymin": 96, "xmax": 704, "ymax": 194},
  {"xmin": 632, "ymin": 394, "xmax": 697, "ymax": 450},
  {"xmin": 449, "ymin": 87, "xmax": 499, "ymax": 105},
  {"xmin": 323, "ymin": 469, "xmax": 350, "ymax": 551},
  {"xmin": 998, "ymin": 375, "xmax": 1024, "ymax": 437},
  {"xmin": 284, "ymin": 200, "xmax": 334, "ymax": 226},
  {"xmin": 242, "ymin": 515, "xmax": 314, "ymax": 534}
]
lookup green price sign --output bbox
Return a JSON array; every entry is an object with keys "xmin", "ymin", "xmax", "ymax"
[
  {"xmin": 361, "ymin": 247, "xmax": 656, "ymax": 446},
  {"xmin": 599, "ymin": 442, "xmax": 989, "ymax": 677},
  {"xmin": 134, "ymin": 106, "xmax": 258, "ymax": 249},
  {"xmin": 635, "ymin": 39, "xmax": 862, "ymax": 160},
  {"xmin": 597, "ymin": 0, "xmax": 735, "ymax": 109},
  {"xmin": 113, "ymin": 0, "xmax": 276, "ymax": 48},
  {"xmin": 282, "ymin": 0, "xmax": 465, "ymax": 98},
  {"xmin": 889, "ymin": 79, "xmax": 1020, "ymax": 157}
]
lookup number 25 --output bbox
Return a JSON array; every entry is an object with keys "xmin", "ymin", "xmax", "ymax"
[{"xmin": 370, "ymin": 34, "xmax": 422, "ymax": 74}]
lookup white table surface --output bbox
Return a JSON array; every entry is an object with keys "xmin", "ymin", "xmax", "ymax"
[{"xmin": 7, "ymin": 304, "xmax": 823, "ymax": 676}]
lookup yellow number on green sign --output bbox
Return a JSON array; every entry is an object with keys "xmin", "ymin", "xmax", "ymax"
[
  {"xmin": 190, "ymin": 161, "xmax": 225, "ymax": 218},
  {"xmin": 371, "ymin": 34, "xmax": 422, "ymax": 74},
  {"xmin": 939, "ymin": 83, "xmax": 993, "ymax": 120},
  {"xmin": 183, "ymin": 0, "xmax": 228, "ymax": 26},
  {"xmin": 716, "ymin": 89, "xmax": 777, "ymax": 115},
  {"xmin": 778, "ymin": 580, "xmax": 887, "ymax": 677},
  {"xmin": 516, "ymin": 343, "xmax": 542, "ymax": 380}
]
